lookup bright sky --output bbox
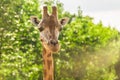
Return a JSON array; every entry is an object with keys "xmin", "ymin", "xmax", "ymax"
[{"xmin": 59, "ymin": 0, "xmax": 120, "ymax": 31}]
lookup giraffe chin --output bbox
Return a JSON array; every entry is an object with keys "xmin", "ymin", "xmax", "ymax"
[{"xmin": 49, "ymin": 44, "xmax": 60, "ymax": 53}]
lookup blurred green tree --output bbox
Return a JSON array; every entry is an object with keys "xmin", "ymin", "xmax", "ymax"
[{"xmin": 0, "ymin": 0, "xmax": 43, "ymax": 80}]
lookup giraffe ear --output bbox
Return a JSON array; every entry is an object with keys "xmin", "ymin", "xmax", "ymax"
[
  {"xmin": 30, "ymin": 16, "xmax": 40, "ymax": 26},
  {"xmin": 60, "ymin": 18, "xmax": 69, "ymax": 26}
]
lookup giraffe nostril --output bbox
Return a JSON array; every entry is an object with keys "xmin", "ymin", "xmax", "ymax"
[
  {"xmin": 50, "ymin": 40, "xmax": 58, "ymax": 46},
  {"xmin": 49, "ymin": 35, "xmax": 52, "ymax": 39}
]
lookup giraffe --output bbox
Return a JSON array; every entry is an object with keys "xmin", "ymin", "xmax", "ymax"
[{"xmin": 30, "ymin": 6, "xmax": 68, "ymax": 80}]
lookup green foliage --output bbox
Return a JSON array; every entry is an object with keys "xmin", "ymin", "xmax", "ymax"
[
  {"xmin": 0, "ymin": 0, "xmax": 120, "ymax": 80},
  {"xmin": 0, "ymin": 0, "xmax": 42, "ymax": 80}
]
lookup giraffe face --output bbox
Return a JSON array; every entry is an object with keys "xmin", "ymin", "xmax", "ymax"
[
  {"xmin": 39, "ymin": 15, "xmax": 61, "ymax": 52},
  {"xmin": 30, "ymin": 6, "xmax": 68, "ymax": 52}
]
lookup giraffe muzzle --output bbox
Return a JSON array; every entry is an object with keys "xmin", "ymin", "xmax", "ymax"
[{"xmin": 50, "ymin": 40, "xmax": 58, "ymax": 46}]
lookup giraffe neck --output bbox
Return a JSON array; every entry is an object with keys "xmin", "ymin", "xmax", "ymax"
[{"xmin": 43, "ymin": 48, "xmax": 54, "ymax": 80}]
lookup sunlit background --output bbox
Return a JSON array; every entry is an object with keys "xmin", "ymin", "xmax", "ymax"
[{"xmin": 60, "ymin": 0, "xmax": 120, "ymax": 31}]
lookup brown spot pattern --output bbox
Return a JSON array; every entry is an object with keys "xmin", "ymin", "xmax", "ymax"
[
  {"xmin": 43, "ymin": 48, "xmax": 46, "ymax": 55},
  {"xmin": 47, "ymin": 53, "xmax": 51, "ymax": 57},
  {"xmin": 44, "ymin": 69, "xmax": 47, "ymax": 78},
  {"xmin": 48, "ymin": 75, "xmax": 52, "ymax": 80},
  {"xmin": 47, "ymin": 60, "xmax": 52, "ymax": 70},
  {"xmin": 43, "ymin": 60, "xmax": 45, "ymax": 64}
]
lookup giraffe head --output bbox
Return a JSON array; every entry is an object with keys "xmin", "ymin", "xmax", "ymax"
[{"xmin": 30, "ymin": 6, "xmax": 68, "ymax": 53}]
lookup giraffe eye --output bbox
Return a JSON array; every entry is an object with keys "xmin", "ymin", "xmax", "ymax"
[{"xmin": 39, "ymin": 26, "xmax": 44, "ymax": 32}]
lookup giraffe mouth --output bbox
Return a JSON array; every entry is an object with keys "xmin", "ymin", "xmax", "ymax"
[
  {"xmin": 47, "ymin": 39, "xmax": 60, "ymax": 52},
  {"xmin": 48, "ymin": 43, "xmax": 60, "ymax": 52}
]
